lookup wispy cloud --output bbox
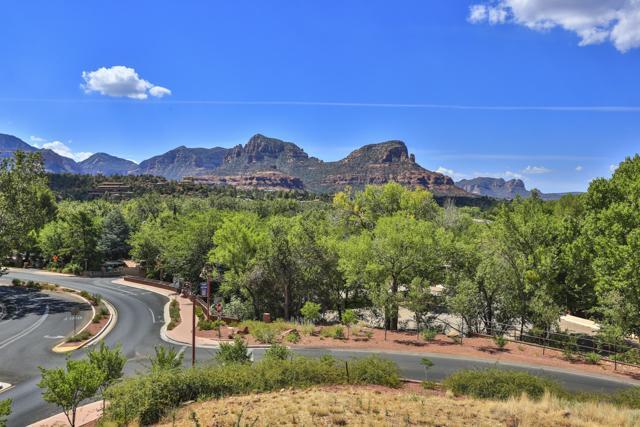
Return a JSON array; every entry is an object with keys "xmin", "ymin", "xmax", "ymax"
[
  {"xmin": 522, "ymin": 165, "xmax": 551, "ymax": 174},
  {"xmin": 576, "ymin": 165, "xmax": 584, "ymax": 172},
  {"xmin": 1, "ymin": 98, "xmax": 640, "ymax": 113}
]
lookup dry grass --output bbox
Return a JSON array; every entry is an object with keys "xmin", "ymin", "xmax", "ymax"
[{"xmin": 153, "ymin": 385, "xmax": 640, "ymax": 426}]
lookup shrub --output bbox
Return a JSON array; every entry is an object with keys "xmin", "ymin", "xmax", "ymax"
[
  {"xmin": 264, "ymin": 343, "xmax": 292, "ymax": 361},
  {"xmin": 585, "ymin": 352, "xmax": 601, "ymax": 365},
  {"xmin": 66, "ymin": 330, "xmax": 92, "ymax": 343},
  {"xmin": 286, "ymin": 331, "xmax": 301, "ymax": 343},
  {"xmin": 299, "ymin": 324, "xmax": 315, "ymax": 336},
  {"xmin": 348, "ymin": 356, "xmax": 401, "ymax": 388},
  {"xmin": 11, "ymin": 278, "xmax": 22, "ymax": 286},
  {"xmin": 421, "ymin": 328, "xmax": 438, "ymax": 341},
  {"xmin": 320, "ymin": 325, "xmax": 345, "ymax": 339},
  {"xmin": 168, "ymin": 299, "xmax": 181, "ymax": 330},
  {"xmin": 443, "ymin": 369, "xmax": 562, "ymax": 401},
  {"xmin": 150, "ymin": 346, "xmax": 184, "ymax": 372},
  {"xmin": 300, "ymin": 301, "xmax": 322, "ymax": 324},
  {"xmin": 103, "ymin": 355, "xmax": 401, "ymax": 425},
  {"xmin": 92, "ymin": 313, "xmax": 103, "ymax": 324},
  {"xmin": 91, "ymin": 293, "xmax": 102, "ymax": 306},
  {"xmin": 224, "ymin": 296, "xmax": 253, "ymax": 321},
  {"xmin": 216, "ymin": 337, "xmax": 251, "ymax": 365},
  {"xmin": 61, "ymin": 262, "xmax": 82, "ymax": 275},
  {"xmin": 610, "ymin": 387, "xmax": 640, "ymax": 409},
  {"xmin": 494, "ymin": 335, "xmax": 507, "ymax": 349},
  {"xmin": 100, "ymin": 307, "xmax": 109, "ymax": 316},
  {"xmin": 25, "ymin": 280, "xmax": 41, "ymax": 290},
  {"xmin": 195, "ymin": 306, "xmax": 205, "ymax": 320},
  {"xmin": 198, "ymin": 319, "xmax": 215, "ymax": 331},
  {"xmin": 422, "ymin": 380, "xmax": 438, "ymax": 390}
]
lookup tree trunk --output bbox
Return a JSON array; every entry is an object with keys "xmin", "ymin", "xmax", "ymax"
[{"xmin": 390, "ymin": 278, "xmax": 399, "ymax": 330}]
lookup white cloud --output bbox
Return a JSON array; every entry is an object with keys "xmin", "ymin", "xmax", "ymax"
[
  {"xmin": 30, "ymin": 135, "xmax": 46, "ymax": 145},
  {"xmin": 42, "ymin": 140, "xmax": 93, "ymax": 162},
  {"xmin": 610, "ymin": 163, "xmax": 619, "ymax": 172},
  {"xmin": 576, "ymin": 165, "xmax": 583, "ymax": 171},
  {"xmin": 468, "ymin": 0, "xmax": 640, "ymax": 52},
  {"xmin": 81, "ymin": 66, "xmax": 171, "ymax": 100},
  {"xmin": 504, "ymin": 170, "xmax": 524, "ymax": 179},
  {"xmin": 522, "ymin": 165, "xmax": 552, "ymax": 174},
  {"xmin": 436, "ymin": 166, "xmax": 470, "ymax": 181}
]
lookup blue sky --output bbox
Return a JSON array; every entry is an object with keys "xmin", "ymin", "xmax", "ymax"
[{"xmin": 1, "ymin": 0, "xmax": 639, "ymax": 192}]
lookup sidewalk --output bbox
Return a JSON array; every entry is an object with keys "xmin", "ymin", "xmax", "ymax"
[{"xmin": 28, "ymin": 401, "xmax": 102, "ymax": 427}]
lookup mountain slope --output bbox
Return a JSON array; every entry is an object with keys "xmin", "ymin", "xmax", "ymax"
[
  {"xmin": 135, "ymin": 146, "xmax": 228, "ymax": 180},
  {"xmin": 455, "ymin": 177, "xmax": 581, "ymax": 200},
  {"xmin": 79, "ymin": 153, "xmax": 138, "ymax": 175},
  {"xmin": 212, "ymin": 134, "xmax": 467, "ymax": 195}
]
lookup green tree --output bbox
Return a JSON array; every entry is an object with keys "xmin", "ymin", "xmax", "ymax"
[
  {"xmin": 341, "ymin": 309, "xmax": 358, "ymax": 338},
  {"xmin": 0, "ymin": 151, "xmax": 56, "ymax": 270},
  {"xmin": 149, "ymin": 346, "xmax": 184, "ymax": 372},
  {"xmin": 98, "ymin": 209, "xmax": 131, "ymax": 260},
  {"xmin": 300, "ymin": 301, "xmax": 322, "ymax": 324},
  {"xmin": 339, "ymin": 214, "xmax": 446, "ymax": 331},
  {"xmin": 38, "ymin": 359, "xmax": 105, "ymax": 427},
  {"xmin": 0, "ymin": 399, "xmax": 11, "ymax": 427},
  {"xmin": 87, "ymin": 343, "xmax": 127, "ymax": 408}
]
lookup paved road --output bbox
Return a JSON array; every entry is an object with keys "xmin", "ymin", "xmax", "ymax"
[{"xmin": 1, "ymin": 270, "xmax": 638, "ymax": 426}]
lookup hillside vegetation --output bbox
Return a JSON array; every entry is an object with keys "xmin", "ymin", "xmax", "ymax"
[{"xmin": 155, "ymin": 386, "xmax": 640, "ymax": 427}]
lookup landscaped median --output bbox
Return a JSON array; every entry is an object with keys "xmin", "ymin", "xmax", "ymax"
[{"xmin": 9, "ymin": 278, "xmax": 116, "ymax": 353}]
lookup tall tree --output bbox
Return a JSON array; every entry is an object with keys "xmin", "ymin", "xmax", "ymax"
[
  {"xmin": 0, "ymin": 151, "xmax": 56, "ymax": 269},
  {"xmin": 98, "ymin": 209, "xmax": 131, "ymax": 260},
  {"xmin": 339, "ymin": 214, "xmax": 446, "ymax": 330}
]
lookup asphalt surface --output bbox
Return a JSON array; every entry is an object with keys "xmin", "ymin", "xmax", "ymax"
[{"xmin": 1, "ymin": 270, "xmax": 638, "ymax": 426}]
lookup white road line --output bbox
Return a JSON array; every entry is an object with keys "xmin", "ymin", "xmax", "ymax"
[
  {"xmin": 0, "ymin": 305, "xmax": 50, "ymax": 350},
  {"xmin": 176, "ymin": 346, "xmax": 187, "ymax": 360},
  {"xmin": 148, "ymin": 307, "xmax": 156, "ymax": 323}
]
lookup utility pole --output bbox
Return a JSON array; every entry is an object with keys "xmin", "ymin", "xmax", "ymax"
[{"xmin": 191, "ymin": 283, "xmax": 196, "ymax": 367}]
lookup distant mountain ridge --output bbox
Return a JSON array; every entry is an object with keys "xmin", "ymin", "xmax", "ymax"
[
  {"xmin": 455, "ymin": 177, "xmax": 581, "ymax": 200},
  {"xmin": 1, "ymin": 131, "xmax": 559, "ymax": 198}
]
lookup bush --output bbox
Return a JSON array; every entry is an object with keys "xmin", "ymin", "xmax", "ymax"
[
  {"xmin": 103, "ymin": 355, "xmax": 401, "ymax": 425},
  {"xmin": 216, "ymin": 337, "xmax": 251, "ymax": 365},
  {"xmin": 11, "ymin": 278, "xmax": 22, "ymax": 286},
  {"xmin": 585, "ymin": 352, "xmax": 601, "ymax": 365},
  {"xmin": 610, "ymin": 387, "xmax": 640, "ymax": 409},
  {"xmin": 421, "ymin": 328, "xmax": 438, "ymax": 341},
  {"xmin": 198, "ymin": 319, "xmax": 215, "ymax": 331},
  {"xmin": 91, "ymin": 293, "xmax": 102, "ymax": 306},
  {"xmin": 66, "ymin": 330, "xmax": 92, "ymax": 343},
  {"xmin": 300, "ymin": 301, "xmax": 322, "ymax": 324},
  {"xmin": 100, "ymin": 307, "xmax": 109, "ymax": 316},
  {"xmin": 92, "ymin": 313, "xmax": 103, "ymax": 324},
  {"xmin": 25, "ymin": 280, "xmax": 41, "ymax": 290},
  {"xmin": 264, "ymin": 343, "xmax": 292, "ymax": 361},
  {"xmin": 443, "ymin": 369, "xmax": 561, "ymax": 401},
  {"xmin": 61, "ymin": 262, "xmax": 82, "ymax": 275},
  {"xmin": 195, "ymin": 306, "xmax": 205, "ymax": 320},
  {"xmin": 168, "ymin": 299, "xmax": 181, "ymax": 330},
  {"xmin": 223, "ymin": 296, "xmax": 253, "ymax": 321},
  {"xmin": 299, "ymin": 324, "xmax": 315, "ymax": 336},
  {"xmin": 320, "ymin": 325, "xmax": 345, "ymax": 339},
  {"xmin": 494, "ymin": 335, "xmax": 507, "ymax": 349},
  {"xmin": 286, "ymin": 331, "xmax": 300, "ymax": 343},
  {"xmin": 348, "ymin": 356, "xmax": 401, "ymax": 388}
]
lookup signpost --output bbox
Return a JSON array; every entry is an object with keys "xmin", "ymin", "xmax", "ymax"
[{"xmin": 70, "ymin": 306, "xmax": 80, "ymax": 335}]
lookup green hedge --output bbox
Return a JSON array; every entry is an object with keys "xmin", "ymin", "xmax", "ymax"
[
  {"xmin": 103, "ymin": 355, "xmax": 400, "ymax": 425},
  {"xmin": 443, "ymin": 369, "xmax": 562, "ymax": 401}
]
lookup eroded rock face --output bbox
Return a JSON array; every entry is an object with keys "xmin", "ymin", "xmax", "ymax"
[
  {"xmin": 184, "ymin": 171, "xmax": 304, "ymax": 191},
  {"xmin": 456, "ymin": 177, "xmax": 530, "ymax": 199}
]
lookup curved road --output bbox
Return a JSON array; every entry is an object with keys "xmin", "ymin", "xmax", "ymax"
[{"xmin": 1, "ymin": 270, "xmax": 638, "ymax": 426}]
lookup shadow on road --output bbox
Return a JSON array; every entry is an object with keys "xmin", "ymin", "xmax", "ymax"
[{"xmin": 0, "ymin": 286, "xmax": 90, "ymax": 320}]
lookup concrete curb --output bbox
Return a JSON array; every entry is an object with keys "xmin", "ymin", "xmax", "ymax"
[
  {"xmin": 0, "ymin": 382, "xmax": 13, "ymax": 395},
  {"xmin": 52, "ymin": 294, "xmax": 116, "ymax": 353}
]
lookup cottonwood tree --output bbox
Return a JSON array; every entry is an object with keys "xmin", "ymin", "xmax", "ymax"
[{"xmin": 339, "ymin": 214, "xmax": 447, "ymax": 330}]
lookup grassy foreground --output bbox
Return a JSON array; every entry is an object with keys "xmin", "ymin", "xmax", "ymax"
[{"xmin": 154, "ymin": 386, "xmax": 640, "ymax": 427}]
